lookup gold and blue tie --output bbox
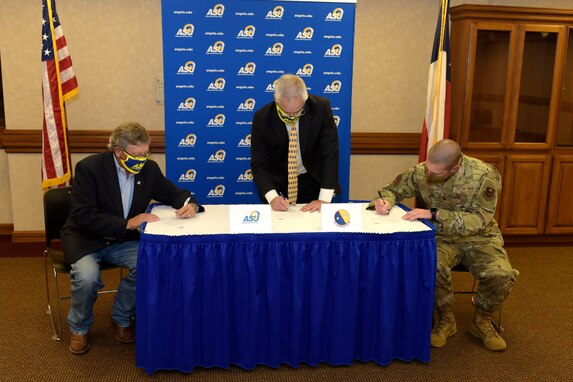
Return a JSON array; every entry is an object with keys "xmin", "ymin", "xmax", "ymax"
[{"xmin": 287, "ymin": 124, "xmax": 298, "ymax": 205}]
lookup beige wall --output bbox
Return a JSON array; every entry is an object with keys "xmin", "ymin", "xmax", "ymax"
[{"xmin": 1, "ymin": 0, "xmax": 572, "ymax": 231}]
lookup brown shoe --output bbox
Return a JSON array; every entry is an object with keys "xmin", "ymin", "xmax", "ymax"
[
  {"xmin": 69, "ymin": 333, "xmax": 90, "ymax": 355},
  {"xmin": 113, "ymin": 321, "xmax": 135, "ymax": 343}
]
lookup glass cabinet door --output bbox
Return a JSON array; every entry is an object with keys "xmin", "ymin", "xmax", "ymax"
[
  {"xmin": 510, "ymin": 25, "xmax": 566, "ymax": 149},
  {"xmin": 556, "ymin": 28, "xmax": 573, "ymax": 148},
  {"xmin": 464, "ymin": 24, "xmax": 516, "ymax": 148}
]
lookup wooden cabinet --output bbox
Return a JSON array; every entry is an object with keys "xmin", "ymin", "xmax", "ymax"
[
  {"xmin": 450, "ymin": 5, "xmax": 573, "ymax": 237},
  {"xmin": 546, "ymin": 155, "xmax": 573, "ymax": 234},
  {"xmin": 499, "ymin": 154, "xmax": 552, "ymax": 235}
]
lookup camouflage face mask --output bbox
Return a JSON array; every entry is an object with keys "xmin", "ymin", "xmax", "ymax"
[{"xmin": 426, "ymin": 173, "xmax": 452, "ymax": 184}]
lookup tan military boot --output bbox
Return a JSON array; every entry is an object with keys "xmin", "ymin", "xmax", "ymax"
[
  {"xmin": 431, "ymin": 304, "xmax": 457, "ymax": 348},
  {"xmin": 470, "ymin": 308, "xmax": 507, "ymax": 351}
]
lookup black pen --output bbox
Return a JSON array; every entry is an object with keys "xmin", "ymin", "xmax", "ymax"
[{"xmin": 377, "ymin": 190, "xmax": 385, "ymax": 203}]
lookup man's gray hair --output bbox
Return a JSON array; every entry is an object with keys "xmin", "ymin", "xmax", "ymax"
[
  {"xmin": 107, "ymin": 122, "xmax": 151, "ymax": 150},
  {"xmin": 274, "ymin": 74, "xmax": 309, "ymax": 103}
]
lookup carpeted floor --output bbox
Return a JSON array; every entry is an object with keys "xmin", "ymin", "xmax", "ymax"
[{"xmin": 0, "ymin": 246, "xmax": 572, "ymax": 381}]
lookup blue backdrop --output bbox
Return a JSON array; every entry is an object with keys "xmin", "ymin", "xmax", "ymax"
[{"xmin": 161, "ymin": 0, "xmax": 356, "ymax": 204}]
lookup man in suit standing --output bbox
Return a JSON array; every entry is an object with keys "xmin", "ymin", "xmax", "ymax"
[
  {"xmin": 251, "ymin": 74, "xmax": 340, "ymax": 212},
  {"xmin": 61, "ymin": 122, "xmax": 203, "ymax": 354}
]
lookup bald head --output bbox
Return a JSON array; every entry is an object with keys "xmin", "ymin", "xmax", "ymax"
[{"xmin": 427, "ymin": 139, "xmax": 461, "ymax": 169}]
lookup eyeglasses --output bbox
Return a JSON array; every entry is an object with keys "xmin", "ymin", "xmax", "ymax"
[
  {"xmin": 123, "ymin": 149, "xmax": 150, "ymax": 159},
  {"xmin": 276, "ymin": 104, "xmax": 305, "ymax": 119}
]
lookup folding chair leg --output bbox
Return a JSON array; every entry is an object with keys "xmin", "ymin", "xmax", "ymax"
[
  {"xmin": 44, "ymin": 251, "xmax": 61, "ymax": 341},
  {"xmin": 53, "ymin": 269, "xmax": 69, "ymax": 341}
]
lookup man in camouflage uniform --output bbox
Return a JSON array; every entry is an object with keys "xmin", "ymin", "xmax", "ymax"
[{"xmin": 370, "ymin": 139, "xmax": 519, "ymax": 351}]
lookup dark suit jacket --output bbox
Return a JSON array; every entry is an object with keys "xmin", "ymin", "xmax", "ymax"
[
  {"xmin": 250, "ymin": 94, "xmax": 341, "ymax": 200},
  {"xmin": 61, "ymin": 151, "xmax": 202, "ymax": 264}
]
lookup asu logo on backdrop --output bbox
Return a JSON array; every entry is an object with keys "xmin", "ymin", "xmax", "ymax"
[
  {"xmin": 333, "ymin": 115, "xmax": 340, "ymax": 127},
  {"xmin": 207, "ymin": 114, "xmax": 226, "ymax": 127},
  {"xmin": 179, "ymin": 169, "xmax": 197, "ymax": 182},
  {"xmin": 265, "ymin": 80, "xmax": 278, "ymax": 93},
  {"xmin": 325, "ymin": 8, "xmax": 344, "ymax": 21},
  {"xmin": 207, "ymin": 78, "xmax": 226, "ymax": 91},
  {"xmin": 208, "ymin": 150, "xmax": 226, "ymax": 163},
  {"xmin": 176, "ymin": 23, "xmax": 195, "ymax": 37},
  {"xmin": 265, "ymin": 6, "xmax": 284, "ymax": 20},
  {"xmin": 206, "ymin": 4, "xmax": 225, "ymax": 17},
  {"xmin": 206, "ymin": 41, "xmax": 225, "ymax": 54},
  {"xmin": 296, "ymin": 27, "xmax": 314, "ymax": 41},
  {"xmin": 265, "ymin": 43, "xmax": 283, "ymax": 56},
  {"xmin": 177, "ymin": 97, "xmax": 196, "ymax": 111},
  {"xmin": 237, "ymin": 25, "xmax": 256, "ymax": 39},
  {"xmin": 296, "ymin": 63, "xmax": 314, "ymax": 77},
  {"xmin": 237, "ymin": 134, "xmax": 252, "ymax": 147},
  {"xmin": 178, "ymin": 134, "xmax": 197, "ymax": 147},
  {"xmin": 207, "ymin": 185, "xmax": 225, "ymax": 197},
  {"xmin": 177, "ymin": 61, "xmax": 196, "ymax": 75},
  {"xmin": 238, "ymin": 62, "xmax": 256, "ymax": 76},
  {"xmin": 324, "ymin": 80, "xmax": 342, "ymax": 94},
  {"xmin": 324, "ymin": 44, "xmax": 342, "ymax": 57},
  {"xmin": 237, "ymin": 98, "xmax": 256, "ymax": 111},
  {"xmin": 237, "ymin": 169, "xmax": 253, "ymax": 182}
]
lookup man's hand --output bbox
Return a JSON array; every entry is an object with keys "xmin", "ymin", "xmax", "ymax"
[
  {"xmin": 127, "ymin": 213, "xmax": 159, "ymax": 230},
  {"xmin": 402, "ymin": 208, "xmax": 431, "ymax": 221},
  {"xmin": 375, "ymin": 198, "xmax": 392, "ymax": 215},
  {"xmin": 300, "ymin": 200, "xmax": 326, "ymax": 213},
  {"xmin": 176, "ymin": 203, "xmax": 198, "ymax": 219},
  {"xmin": 270, "ymin": 195, "xmax": 290, "ymax": 211}
]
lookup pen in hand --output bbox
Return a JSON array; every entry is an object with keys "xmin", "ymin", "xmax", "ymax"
[
  {"xmin": 377, "ymin": 191, "xmax": 390, "ymax": 215},
  {"xmin": 277, "ymin": 192, "xmax": 289, "ymax": 210},
  {"xmin": 176, "ymin": 196, "xmax": 192, "ymax": 218}
]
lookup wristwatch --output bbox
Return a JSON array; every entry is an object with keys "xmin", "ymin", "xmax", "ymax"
[{"xmin": 430, "ymin": 207, "xmax": 438, "ymax": 221}]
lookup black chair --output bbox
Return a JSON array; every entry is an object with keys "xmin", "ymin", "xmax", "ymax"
[
  {"xmin": 452, "ymin": 263, "xmax": 503, "ymax": 331},
  {"xmin": 43, "ymin": 186, "xmax": 122, "ymax": 341}
]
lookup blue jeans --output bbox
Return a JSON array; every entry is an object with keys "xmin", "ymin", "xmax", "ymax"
[{"xmin": 67, "ymin": 241, "xmax": 138, "ymax": 335}]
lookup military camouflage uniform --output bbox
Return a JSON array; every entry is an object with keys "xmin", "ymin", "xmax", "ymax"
[{"xmin": 374, "ymin": 154, "xmax": 519, "ymax": 312}]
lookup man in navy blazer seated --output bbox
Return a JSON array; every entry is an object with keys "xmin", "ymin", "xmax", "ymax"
[
  {"xmin": 251, "ymin": 74, "xmax": 341, "ymax": 212},
  {"xmin": 61, "ymin": 122, "xmax": 203, "ymax": 355}
]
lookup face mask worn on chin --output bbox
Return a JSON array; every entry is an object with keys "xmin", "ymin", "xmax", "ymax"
[
  {"xmin": 121, "ymin": 151, "xmax": 148, "ymax": 174},
  {"xmin": 276, "ymin": 104, "xmax": 304, "ymax": 126}
]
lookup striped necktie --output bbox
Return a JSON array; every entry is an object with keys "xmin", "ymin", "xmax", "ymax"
[{"xmin": 287, "ymin": 124, "xmax": 298, "ymax": 205}]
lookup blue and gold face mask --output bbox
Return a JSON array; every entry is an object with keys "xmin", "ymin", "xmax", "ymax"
[
  {"xmin": 276, "ymin": 104, "xmax": 305, "ymax": 126},
  {"xmin": 121, "ymin": 150, "xmax": 149, "ymax": 174}
]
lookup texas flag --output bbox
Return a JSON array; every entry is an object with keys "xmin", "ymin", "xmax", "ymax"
[{"xmin": 419, "ymin": 0, "xmax": 451, "ymax": 163}]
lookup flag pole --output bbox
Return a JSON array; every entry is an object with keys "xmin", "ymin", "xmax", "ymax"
[{"xmin": 63, "ymin": 103, "xmax": 73, "ymax": 185}]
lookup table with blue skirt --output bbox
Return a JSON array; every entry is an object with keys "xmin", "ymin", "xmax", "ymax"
[{"xmin": 135, "ymin": 203, "xmax": 436, "ymax": 374}]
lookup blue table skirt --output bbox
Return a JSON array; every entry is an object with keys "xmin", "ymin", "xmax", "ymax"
[{"xmin": 136, "ymin": 230, "xmax": 436, "ymax": 374}]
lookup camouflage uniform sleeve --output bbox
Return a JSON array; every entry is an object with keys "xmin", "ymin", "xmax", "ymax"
[
  {"xmin": 368, "ymin": 166, "xmax": 419, "ymax": 208},
  {"xmin": 438, "ymin": 167, "xmax": 500, "ymax": 236}
]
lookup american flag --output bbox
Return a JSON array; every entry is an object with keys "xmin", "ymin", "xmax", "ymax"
[
  {"xmin": 419, "ymin": 0, "xmax": 450, "ymax": 162},
  {"xmin": 41, "ymin": 0, "xmax": 78, "ymax": 189}
]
